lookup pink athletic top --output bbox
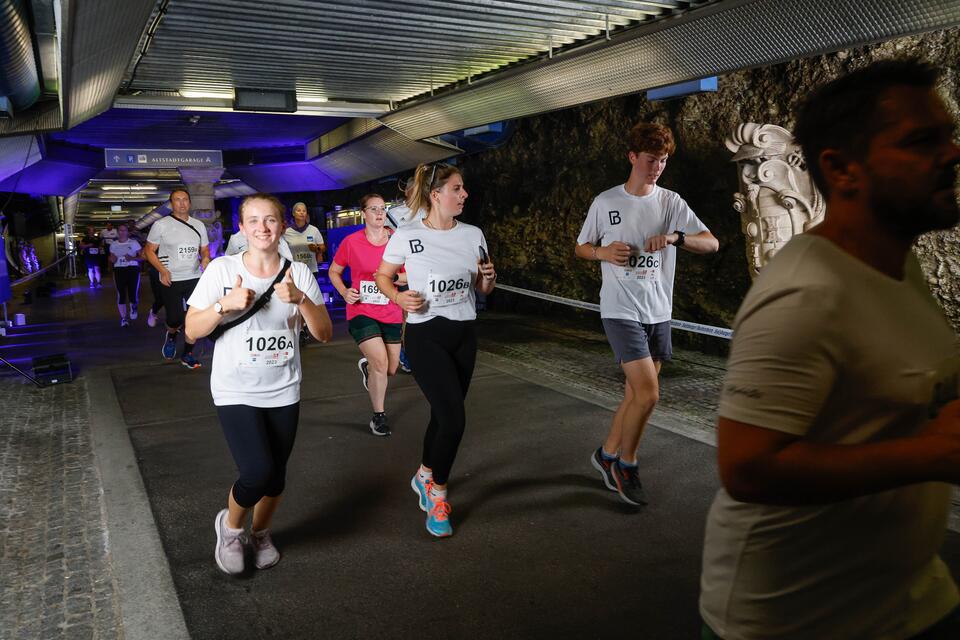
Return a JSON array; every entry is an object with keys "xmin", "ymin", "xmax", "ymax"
[{"xmin": 333, "ymin": 229, "xmax": 403, "ymax": 323}]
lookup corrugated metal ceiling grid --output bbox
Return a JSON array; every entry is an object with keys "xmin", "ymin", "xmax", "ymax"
[
  {"xmin": 124, "ymin": 0, "xmax": 691, "ymax": 103},
  {"xmin": 381, "ymin": 0, "xmax": 960, "ymax": 140}
]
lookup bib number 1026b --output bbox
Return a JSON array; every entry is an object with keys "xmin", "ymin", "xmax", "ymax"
[
  {"xmin": 429, "ymin": 277, "xmax": 471, "ymax": 294},
  {"xmin": 246, "ymin": 334, "xmax": 293, "ymax": 352}
]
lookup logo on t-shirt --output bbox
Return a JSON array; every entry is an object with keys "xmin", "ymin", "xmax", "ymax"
[
  {"xmin": 608, "ymin": 211, "xmax": 621, "ymax": 225},
  {"xmin": 409, "ymin": 239, "xmax": 424, "ymax": 254}
]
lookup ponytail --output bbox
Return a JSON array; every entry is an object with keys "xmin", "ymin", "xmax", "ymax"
[{"xmin": 407, "ymin": 162, "xmax": 461, "ymax": 215}]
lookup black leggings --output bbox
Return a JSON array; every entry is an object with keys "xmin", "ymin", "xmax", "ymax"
[
  {"xmin": 404, "ymin": 318, "xmax": 477, "ymax": 485},
  {"xmin": 216, "ymin": 403, "xmax": 300, "ymax": 508},
  {"xmin": 148, "ymin": 267, "xmax": 164, "ymax": 313},
  {"xmin": 160, "ymin": 277, "xmax": 198, "ymax": 329},
  {"xmin": 113, "ymin": 266, "xmax": 141, "ymax": 304}
]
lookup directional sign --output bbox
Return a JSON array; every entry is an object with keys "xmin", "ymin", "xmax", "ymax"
[{"xmin": 104, "ymin": 149, "xmax": 223, "ymax": 169}]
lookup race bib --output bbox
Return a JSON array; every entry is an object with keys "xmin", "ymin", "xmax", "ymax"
[
  {"xmin": 426, "ymin": 271, "xmax": 472, "ymax": 307},
  {"xmin": 88, "ymin": 248, "xmax": 99, "ymax": 255},
  {"xmin": 115, "ymin": 256, "xmax": 128, "ymax": 267},
  {"xmin": 359, "ymin": 280, "xmax": 388, "ymax": 305},
  {"xmin": 240, "ymin": 330, "xmax": 296, "ymax": 367},
  {"xmin": 617, "ymin": 252, "xmax": 661, "ymax": 282},
  {"xmin": 295, "ymin": 250, "xmax": 313, "ymax": 263},
  {"xmin": 176, "ymin": 243, "xmax": 198, "ymax": 262}
]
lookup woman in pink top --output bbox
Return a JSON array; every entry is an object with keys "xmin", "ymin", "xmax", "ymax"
[{"xmin": 330, "ymin": 193, "xmax": 405, "ymax": 436}]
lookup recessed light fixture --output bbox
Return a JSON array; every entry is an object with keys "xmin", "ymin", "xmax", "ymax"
[{"xmin": 180, "ymin": 90, "xmax": 234, "ymax": 100}]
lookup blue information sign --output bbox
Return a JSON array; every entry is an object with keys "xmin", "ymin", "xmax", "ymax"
[{"xmin": 104, "ymin": 148, "xmax": 223, "ymax": 169}]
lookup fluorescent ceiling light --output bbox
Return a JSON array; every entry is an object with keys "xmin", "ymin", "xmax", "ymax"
[
  {"xmin": 101, "ymin": 185, "xmax": 158, "ymax": 191},
  {"xmin": 298, "ymin": 96, "xmax": 329, "ymax": 103},
  {"xmin": 180, "ymin": 90, "xmax": 234, "ymax": 100}
]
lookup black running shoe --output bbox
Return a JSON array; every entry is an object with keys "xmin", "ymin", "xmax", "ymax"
[
  {"xmin": 369, "ymin": 413, "xmax": 390, "ymax": 437},
  {"xmin": 590, "ymin": 448, "xmax": 618, "ymax": 492},
  {"xmin": 611, "ymin": 462, "xmax": 648, "ymax": 506}
]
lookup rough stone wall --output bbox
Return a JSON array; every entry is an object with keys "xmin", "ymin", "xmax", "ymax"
[{"xmin": 323, "ymin": 28, "xmax": 960, "ymax": 331}]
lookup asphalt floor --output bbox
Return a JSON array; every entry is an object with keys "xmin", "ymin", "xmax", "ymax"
[{"xmin": 3, "ymin": 271, "xmax": 960, "ymax": 639}]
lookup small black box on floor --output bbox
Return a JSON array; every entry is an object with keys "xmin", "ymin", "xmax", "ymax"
[{"xmin": 31, "ymin": 354, "xmax": 73, "ymax": 386}]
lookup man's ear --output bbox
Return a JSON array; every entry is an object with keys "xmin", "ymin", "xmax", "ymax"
[{"xmin": 819, "ymin": 148, "xmax": 862, "ymax": 196}]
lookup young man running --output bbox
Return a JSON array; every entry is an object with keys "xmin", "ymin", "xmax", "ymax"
[{"xmin": 576, "ymin": 122, "xmax": 718, "ymax": 506}]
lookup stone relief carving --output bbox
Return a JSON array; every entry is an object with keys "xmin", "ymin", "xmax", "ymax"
[{"xmin": 726, "ymin": 123, "xmax": 825, "ymax": 279}]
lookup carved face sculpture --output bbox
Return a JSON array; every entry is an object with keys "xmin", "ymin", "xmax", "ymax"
[{"xmin": 726, "ymin": 123, "xmax": 825, "ymax": 278}]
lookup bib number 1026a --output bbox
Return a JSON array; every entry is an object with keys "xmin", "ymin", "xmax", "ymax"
[{"xmin": 241, "ymin": 330, "xmax": 295, "ymax": 367}]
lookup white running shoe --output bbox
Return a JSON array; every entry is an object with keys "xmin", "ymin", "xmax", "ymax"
[
  {"xmin": 214, "ymin": 509, "xmax": 245, "ymax": 575},
  {"xmin": 147, "ymin": 310, "xmax": 158, "ymax": 327},
  {"xmin": 251, "ymin": 529, "xmax": 280, "ymax": 569},
  {"xmin": 130, "ymin": 308, "xmax": 139, "ymax": 320}
]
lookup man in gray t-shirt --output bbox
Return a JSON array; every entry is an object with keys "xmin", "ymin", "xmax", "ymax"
[
  {"xmin": 700, "ymin": 60, "xmax": 960, "ymax": 640},
  {"xmin": 144, "ymin": 188, "xmax": 210, "ymax": 369},
  {"xmin": 575, "ymin": 123, "xmax": 717, "ymax": 506}
]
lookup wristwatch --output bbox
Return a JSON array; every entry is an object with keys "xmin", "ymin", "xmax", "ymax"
[
  {"xmin": 214, "ymin": 301, "xmax": 226, "ymax": 315},
  {"xmin": 673, "ymin": 230, "xmax": 686, "ymax": 248}
]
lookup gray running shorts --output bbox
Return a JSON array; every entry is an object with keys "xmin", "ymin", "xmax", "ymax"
[{"xmin": 601, "ymin": 318, "xmax": 672, "ymax": 364}]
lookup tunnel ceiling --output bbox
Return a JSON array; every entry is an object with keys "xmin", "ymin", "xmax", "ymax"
[{"xmin": 2, "ymin": 0, "xmax": 960, "ymax": 225}]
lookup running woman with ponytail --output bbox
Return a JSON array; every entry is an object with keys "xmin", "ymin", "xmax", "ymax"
[
  {"xmin": 185, "ymin": 193, "xmax": 332, "ymax": 575},
  {"xmin": 375, "ymin": 163, "xmax": 496, "ymax": 538},
  {"xmin": 329, "ymin": 193, "xmax": 405, "ymax": 437}
]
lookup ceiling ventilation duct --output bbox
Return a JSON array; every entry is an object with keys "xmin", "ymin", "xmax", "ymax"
[
  {"xmin": 382, "ymin": 0, "xmax": 960, "ymax": 140},
  {"xmin": 0, "ymin": 0, "xmax": 41, "ymax": 114},
  {"xmin": 307, "ymin": 120, "xmax": 462, "ymax": 188}
]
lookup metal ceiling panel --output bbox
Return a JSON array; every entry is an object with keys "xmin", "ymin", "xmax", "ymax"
[
  {"xmin": 382, "ymin": 0, "xmax": 960, "ymax": 140},
  {"xmin": 226, "ymin": 162, "xmax": 342, "ymax": 193},
  {"xmin": 0, "ymin": 135, "xmax": 41, "ymax": 184},
  {"xmin": 0, "ymin": 158, "xmax": 98, "ymax": 195},
  {"xmin": 61, "ymin": 0, "xmax": 156, "ymax": 128},
  {"xmin": 49, "ymin": 108, "xmax": 347, "ymax": 151},
  {"xmin": 310, "ymin": 126, "xmax": 461, "ymax": 189},
  {"xmin": 123, "ymin": 1, "xmax": 695, "ymax": 104}
]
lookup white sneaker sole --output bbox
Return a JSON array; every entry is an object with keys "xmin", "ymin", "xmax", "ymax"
[
  {"xmin": 590, "ymin": 452, "xmax": 617, "ymax": 492},
  {"xmin": 358, "ymin": 359, "xmax": 369, "ymax": 391},
  {"xmin": 410, "ymin": 475, "xmax": 428, "ymax": 512}
]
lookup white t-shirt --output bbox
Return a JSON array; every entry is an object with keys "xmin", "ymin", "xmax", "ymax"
[
  {"xmin": 382, "ymin": 219, "xmax": 487, "ymax": 324},
  {"xmin": 100, "ymin": 228, "xmax": 118, "ymax": 246},
  {"xmin": 576, "ymin": 184, "xmax": 709, "ymax": 323},
  {"xmin": 226, "ymin": 232, "xmax": 294, "ymax": 261},
  {"xmin": 109, "ymin": 239, "xmax": 142, "ymax": 268},
  {"xmin": 283, "ymin": 225, "xmax": 324, "ymax": 273},
  {"xmin": 146, "ymin": 215, "xmax": 209, "ymax": 282},
  {"xmin": 387, "ymin": 205, "xmax": 425, "ymax": 229},
  {"xmin": 187, "ymin": 253, "xmax": 323, "ymax": 408},
  {"xmin": 700, "ymin": 234, "xmax": 960, "ymax": 640}
]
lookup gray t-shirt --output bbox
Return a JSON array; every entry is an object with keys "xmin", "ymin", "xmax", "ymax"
[
  {"xmin": 146, "ymin": 215, "xmax": 209, "ymax": 282},
  {"xmin": 701, "ymin": 234, "xmax": 960, "ymax": 640},
  {"xmin": 576, "ymin": 184, "xmax": 708, "ymax": 323}
]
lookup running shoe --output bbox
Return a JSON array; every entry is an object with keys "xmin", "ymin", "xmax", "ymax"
[
  {"xmin": 180, "ymin": 353, "xmax": 201, "ymax": 369},
  {"xmin": 129, "ymin": 308, "xmax": 138, "ymax": 320},
  {"xmin": 147, "ymin": 310, "xmax": 158, "ymax": 327},
  {"xmin": 251, "ymin": 529, "xmax": 280, "ymax": 569},
  {"xmin": 398, "ymin": 349, "xmax": 412, "ymax": 373},
  {"xmin": 611, "ymin": 462, "xmax": 648, "ymax": 506},
  {"xmin": 358, "ymin": 357, "xmax": 369, "ymax": 390},
  {"xmin": 426, "ymin": 496, "xmax": 453, "ymax": 538},
  {"xmin": 369, "ymin": 413, "xmax": 391, "ymax": 437},
  {"xmin": 120, "ymin": 318, "xmax": 129, "ymax": 328},
  {"xmin": 590, "ymin": 447, "xmax": 618, "ymax": 492},
  {"xmin": 410, "ymin": 474, "xmax": 431, "ymax": 512},
  {"xmin": 95, "ymin": 281, "xmax": 102, "ymax": 288},
  {"xmin": 214, "ymin": 509, "xmax": 245, "ymax": 575},
  {"xmin": 161, "ymin": 335, "xmax": 177, "ymax": 360}
]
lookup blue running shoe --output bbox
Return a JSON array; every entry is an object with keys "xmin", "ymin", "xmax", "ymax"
[
  {"xmin": 426, "ymin": 497, "xmax": 452, "ymax": 538},
  {"xmin": 410, "ymin": 474, "xmax": 430, "ymax": 512},
  {"xmin": 162, "ymin": 335, "xmax": 177, "ymax": 360},
  {"xmin": 398, "ymin": 348, "xmax": 412, "ymax": 374},
  {"xmin": 180, "ymin": 353, "xmax": 201, "ymax": 369}
]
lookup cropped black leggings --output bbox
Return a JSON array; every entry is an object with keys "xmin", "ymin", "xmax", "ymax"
[
  {"xmin": 113, "ymin": 266, "xmax": 140, "ymax": 304},
  {"xmin": 216, "ymin": 403, "xmax": 300, "ymax": 508},
  {"xmin": 404, "ymin": 317, "xmax": 477, "ymax": 485}
]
